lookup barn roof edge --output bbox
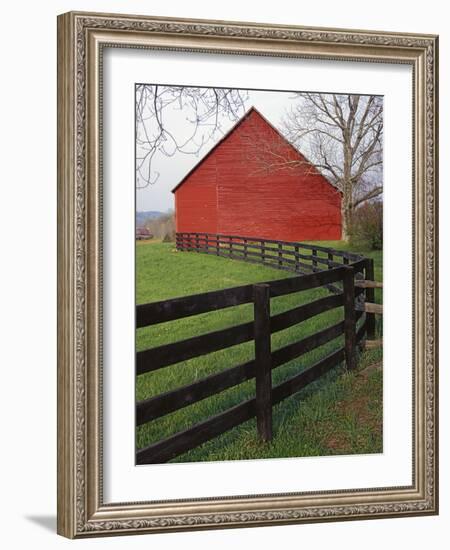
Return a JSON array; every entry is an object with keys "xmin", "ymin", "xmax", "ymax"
[
  {"xmin": 171, "ymin": 106, "xmax": 258, "ymax": 193},
  {"xmin": 170, "ymin": 105, "xmax": 340, "ymax": 195}
]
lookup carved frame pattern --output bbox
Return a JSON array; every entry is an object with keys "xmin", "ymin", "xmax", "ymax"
[{"xmin": 57, "ymin": 11, "xmax": 438, "ymax": 538}]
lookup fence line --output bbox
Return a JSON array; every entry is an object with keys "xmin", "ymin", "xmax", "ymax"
[
  {"xmin": 176, "ymin": 233, "xmax": 349, "ymax": 299},
  {"xmin": 175, "ymin": 232, "xmax": 374, "ymax": 338},
  {"xmin": 176, "ymin": 232, "xmax": 362, "ymax": 260},
  {"xmin": 136, "ymin": 264, "xmax": 366, "ymax": 464},
  {"xmin": 136, "ymin": 348, "xmax": 347, "ymax": 465}
]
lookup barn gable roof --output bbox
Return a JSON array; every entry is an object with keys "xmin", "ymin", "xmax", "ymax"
[{"xmin": 171, "ymin": 106, "xmax": 338, "ymax": 194}]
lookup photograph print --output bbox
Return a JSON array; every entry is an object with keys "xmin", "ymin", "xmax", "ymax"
[{"xmin": 135, "ymin": 84, "xmax": 383, "ymax": 465}]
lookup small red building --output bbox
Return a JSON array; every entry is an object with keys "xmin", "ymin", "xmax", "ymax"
[
  {"xmin": 172, "ymin": 107, "xmax": 341, "ymax": 241},
  {"xmin": 136, "ymin": 227, "xmax": 153, "ymax": 240}
]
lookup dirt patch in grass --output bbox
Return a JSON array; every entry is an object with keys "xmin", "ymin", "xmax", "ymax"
[
  {"xmin": 323, "ymin": 366, "xmax": 383, "ymax": 455},
  {"xmin": 325, "ymin": 435, "xmax": 349, "ymax": 453},
  {"xmin": 359, "ymin": 361, "xmax": 382, "ymax": 379}
]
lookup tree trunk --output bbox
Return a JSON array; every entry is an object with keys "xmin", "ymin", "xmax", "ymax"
[
  {"xmin": 341, "ymin": 202, "xmax": 351, "ymax": 241},
  {"xmin": 341, "ymin": 202, "xmax": 353, "ymax": 242},
  {"xmin": 341, "ymin": 205, "xmax": 348, "ymax": 241},
  {"xmin": 341, "ymin": 138, "xmax": 353, "ymax": 242}
]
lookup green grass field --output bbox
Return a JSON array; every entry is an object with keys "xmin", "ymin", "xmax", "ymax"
[{"xmin": 136, "ymin": 240, "xmax": 383, "ymax": 463}]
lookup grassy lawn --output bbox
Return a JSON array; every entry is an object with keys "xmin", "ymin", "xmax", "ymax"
[{"xmin": 136, "ymin": 240, "xmax": 383, "ymax": 463}]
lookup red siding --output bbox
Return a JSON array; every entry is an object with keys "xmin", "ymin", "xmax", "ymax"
[
  {"xmin": 174, "ymin": 154, "xmax": 218, "ymax": 234},
  {"xmin": 174, "ymin": 108, "xmax": 341, "ymax": 241}
]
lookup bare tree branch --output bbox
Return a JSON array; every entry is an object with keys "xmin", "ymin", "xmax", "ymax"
[
  {"xmin": 352, "ymin": 186, "xmax": 383, "ymax": 208},
  {"xmin": 135, "ymin": 85, "xmax": 250, "ymax": 188},
  {"xmin": 278, "ymin": 93, "xmax": 383, "ymax": 239}
]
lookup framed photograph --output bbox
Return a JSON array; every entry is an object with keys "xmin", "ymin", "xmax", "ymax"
[{"xmin": 57, "ymin": 11, "xmax": 438, "ymax": 538}]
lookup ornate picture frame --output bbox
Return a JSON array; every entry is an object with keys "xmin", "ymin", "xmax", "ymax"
[{"xmin": 57, "ymin": 11, "xmax": 438, "ymax": 538}]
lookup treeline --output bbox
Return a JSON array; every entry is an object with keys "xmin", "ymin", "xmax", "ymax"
[
  {"xmin": 144, "ymin": 212, "xmax": 176, "ymax": 242},
  {"xmin": 349, "ymin": 200, "xmax": 382, "ymax": 250}
]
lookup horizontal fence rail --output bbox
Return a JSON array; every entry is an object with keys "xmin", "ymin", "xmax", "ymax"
[{"xmin": 136, "ymin": 284, "xmax": 254, "ymax": 327}]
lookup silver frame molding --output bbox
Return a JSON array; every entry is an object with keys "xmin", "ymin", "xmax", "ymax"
[{"xmin": 57, "ymin": 11, "xmax": 439, "ymax": 538}]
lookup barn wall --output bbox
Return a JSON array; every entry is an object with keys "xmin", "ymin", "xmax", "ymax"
[
  {"xmin": 174, "ymin": 155, "xmax": 218, "ymax": 234},
  {"xmin": 216, "ymin": 110, "xmax": 341, "ymax": 241},
  {"xmin": 174, "ymin": 108, "xmax": 341, "ymax": 241}
]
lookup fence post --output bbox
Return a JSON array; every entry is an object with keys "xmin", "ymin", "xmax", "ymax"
[
  {"xmin": 294, "ymin": 245, "xmax": 299, "ymax": 272},
  {"xmin": 278, "ymin": 243, "xmax": 283, "ymax": 268},
  {"xmin": 261, "ymin": 240, "xmax": 266, "ymax": 263},
  {"xmin": 312, "ymin": 248, "xmax": 317, "ymax": 271},
  {"xmin": 342, "ymin": 266, "xmax": 357, "ymax": 371},
  {"xmin": 244, "ymin": 238, "xmax": 248, "ymax": 260},
  {"xmin": 205, "ymin": 233, "xmax": 209, "ymax": 254},
  {"xmin": 328, "ymin": 252, "xmax": 333, "ymax": 269},
  {"xmin": 229, "ymin": 236, "xmax": 233, "ymax": 257},
  {"xmin": 253, "ymin": 283, "xmax": 273, "ymax": 442},
  {"xmin": 195, "ymin": 233, "xmax": 200, "ymax": 252},
  {"xmin": 216, "ymin": 234, "xmax": 219, "ymax": 256},
  {"xmin": 365, "ymin": 258, "xmax": 376, "ymax": 339}
]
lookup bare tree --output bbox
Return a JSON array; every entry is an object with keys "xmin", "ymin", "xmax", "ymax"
[
  {"xmin": 136, "ymin": 85, "xmax": 249, "ymax": 188},
  {"xmin": 282, "ymin": 93, "xmax": 383, "ymax": 240}
]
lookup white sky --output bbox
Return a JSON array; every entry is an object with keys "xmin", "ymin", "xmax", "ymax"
[{"xmin": 136, "ymin": 88, "xmax": 297, "ymax": 212}]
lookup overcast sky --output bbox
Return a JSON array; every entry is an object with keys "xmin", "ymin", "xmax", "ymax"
[{"xmin": 136, "ymin": 88, "xmax": 298, "ymax": 213}]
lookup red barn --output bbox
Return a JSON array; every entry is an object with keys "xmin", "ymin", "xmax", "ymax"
[{"xmin": 172, "ymin": 107, "xmax": 341, "ymax": 241}]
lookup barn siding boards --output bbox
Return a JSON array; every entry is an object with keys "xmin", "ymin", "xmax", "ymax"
[
  {"xmin": 174, "ymin": 158, "xmax": 218, "ymax": 234},
  {"xmin": 173, "ymin": 107, "xmax": 342, "ymax": 241}
]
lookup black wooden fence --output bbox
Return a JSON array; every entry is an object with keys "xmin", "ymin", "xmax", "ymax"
[
  {"xmin": 176, "ymin": 232, "xmax": 376, "ymax": 337},
  {"xmin": 136, "ymin": 264, "xmax": 367, "ymax": 464}
]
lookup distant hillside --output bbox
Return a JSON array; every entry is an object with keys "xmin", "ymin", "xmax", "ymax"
[{"xmin": 136, "ymin": 211, "xmax": 164, "ymax": 226}]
